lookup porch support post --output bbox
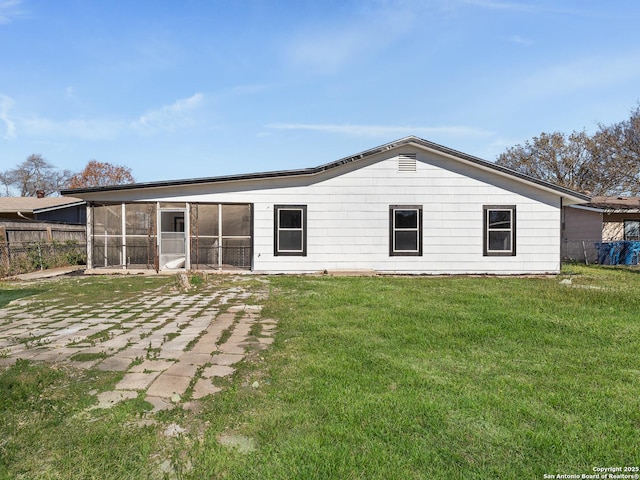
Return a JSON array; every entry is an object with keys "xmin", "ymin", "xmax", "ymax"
[
  {"xmin": 86, "ymin": 203, "xmax": 93, "ymax": 270},
  {"xmin": 185, "ymin": 202, "xmax": 191, "ymax": 270},
  {"xmin": 121, "ymin": 203, "xmax": 127, "ymax": 269}
]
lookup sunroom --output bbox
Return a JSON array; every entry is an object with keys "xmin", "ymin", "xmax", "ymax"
[{"xmin": 88, "ymin": 202, "xmax": 252, "ymax": 271}]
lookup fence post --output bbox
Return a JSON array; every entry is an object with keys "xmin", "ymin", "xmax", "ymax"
[
  {"xmin": 0, "ymin": 227, "xmax": 6, "ymax": 274},
  {"xmin": 37, "ymin": 242, "xmax": 43, "ymax": 270}
]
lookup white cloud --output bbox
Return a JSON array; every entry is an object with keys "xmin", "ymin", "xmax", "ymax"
[
  {"xmin": 20, "ymin": 116, "xmax": 124, "ymax": 140},
  {"xmin": 0, "ymin": 94, "xmax": 16, "ymax": 139},
  {"xmin": 0, "ymin": 93, "xmax": 208, "ymax": 142},
  {"xmin": 267, "ymin": 123, "xmax": 493, "ymax": 138},
  {"xmin": 460, "ymin": 0, "xmax": 604, "ymax": 17},
  {"xmin": 285, "ymin": 1, "xmax": 418, "ymax": 73},
  {"xmin": 516, "ymin": 50, "xmax": 640, "ymax": 98},
  {"xmin": 509, "ymin": 35, "xmax": 532, "ymax": 47},
  {"xmin": 0, "ymin": 0, "xmax": 25, "ymax": 24},
  {"xmin": 0, "ymin": 92, "xmax": 125, "ymax": 140},
  {"xmin": 462, "ymin": 0, "xmax": 536, "ymax": 12},
  {"xmin": 131, "ymin": 93, "xmax": 204, "ymax": 132},
  {"xmin": 230, "ymin": 84, "xmax": 269, "ymax": 95}
]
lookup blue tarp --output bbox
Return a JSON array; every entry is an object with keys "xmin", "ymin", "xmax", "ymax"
[{"xmin": 594, "ymin": 241, "xmax": 640, "ymax": 265}]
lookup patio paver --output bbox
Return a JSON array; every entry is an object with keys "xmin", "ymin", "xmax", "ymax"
[{"xmin": 0, "ymin": 276, "xmax": 275, "ymax": 412}]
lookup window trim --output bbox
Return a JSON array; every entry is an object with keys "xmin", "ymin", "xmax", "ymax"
[
  {"xmin": 389, "ymin": 205, "xmax": 423, "ymax": 256},
  {"xmin": 274, "ymin": 205, "xmax": 307, "ymax": 256},
  {"xmin": 483, "ymin": 205, "xmax": 516, "ymax": 256}
]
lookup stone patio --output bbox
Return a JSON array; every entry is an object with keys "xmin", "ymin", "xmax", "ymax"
[{"xmin": 0, "ymin": 276, "xmax": 276, "ymax": 411}]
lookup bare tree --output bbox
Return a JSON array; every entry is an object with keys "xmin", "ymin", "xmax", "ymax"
[
  {"xmin": 0, "ymin": 154, "xmax": 73, "ymax": 197},
  {"xmin": 589, "ymin": 107, "xmax": 640, "ymax": 195},
  {"xmin": 0, "ymin": 171, "xmax": 12, "ymax": 196},
  {"xmin": 66, "ymin": 160, "xmax": 135, "ymax": 189},
  {"xmin": 496, "ymin": 106, "xmax": 640, "ymax": 195}
]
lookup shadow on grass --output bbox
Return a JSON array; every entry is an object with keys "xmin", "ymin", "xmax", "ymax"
[{"xmin": 0, "ymin": 288, "xmax": 44, "ymax": 309}]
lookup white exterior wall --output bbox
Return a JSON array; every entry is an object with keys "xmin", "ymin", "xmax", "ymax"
[{"xmin": 88, "ymin": 147, "xmax": 565, "ymax": 274}]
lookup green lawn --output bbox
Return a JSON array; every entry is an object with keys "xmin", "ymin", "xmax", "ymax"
[{"xmin": 1, "ymin": 267, "xmax": 639, "ymax": 479}]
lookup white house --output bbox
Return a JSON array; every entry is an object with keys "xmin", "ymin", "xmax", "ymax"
[{"xmin": 61, "ymin": 136, "xmax": 589, "ymax": 275}]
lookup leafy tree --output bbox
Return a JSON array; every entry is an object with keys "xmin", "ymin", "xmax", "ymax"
[
  {"xmin": 496, "ymin": 106, "xmax": 640, "ymax": 195},
  {"xmin": 0, "ymin": 154, "xmax": 72, "ymax": 197},
  {"xmin": 66, "ymin": 160, "xmax": 135, "ymax": 189}
]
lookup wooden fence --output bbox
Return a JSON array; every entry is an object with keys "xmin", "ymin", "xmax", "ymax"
[{"xmin": 0, "ymin": 221, "xmax": 87, "ymax": 277}]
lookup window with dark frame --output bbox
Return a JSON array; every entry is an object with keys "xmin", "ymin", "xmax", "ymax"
[
  {"xmin": 483, "ymin": 206, "xmax": 516, "ymax": 256},
  {"xmin": 274, "ymin": 205, "xmax": 307, "ymax": 256},
  {"xmin": 624, "ymin": 220, "xmax": 640, "ymax": 241},
  {"xmin": 389, "ymin": 205, "xmax": 422, "ymax": 256}
]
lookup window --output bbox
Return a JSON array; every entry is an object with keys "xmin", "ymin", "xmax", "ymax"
[
  {"xmin": 389, "ymin": 206, "xmax": 422, "ymax": 256},
  {"xmin": 624, "ymin": 220, "xmax": 640, "ymax": 241},
  {"xmin": 274, "ymin": 205, "xmax": 307, "ymax": 256},
  {"xmin": 483, "ymin": 206, "xmax": 516, "ymax": 256}
]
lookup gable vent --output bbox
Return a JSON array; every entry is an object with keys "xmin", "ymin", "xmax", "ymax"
[{"xmin": 397, "ymin": 153, "xmax": 417, "ymax": 172}]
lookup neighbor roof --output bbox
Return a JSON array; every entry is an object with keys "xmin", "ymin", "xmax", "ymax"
[
  {"xmin": 0, "ymin": 196, "xmax": 85, "ymax": 214},
  {"xmin": 61, "ymin": 136, "xmax": 591, "ymax": 202},
  {"xmin": 571, "ymin": 196, "xmax": 640, "ymax": 214}
]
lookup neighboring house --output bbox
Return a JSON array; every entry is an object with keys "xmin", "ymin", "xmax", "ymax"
[
  {"xmin": 563, "ymin": 196, "xmax": 640, "ymax": 263},
  {"xmin": 0, "ymin": 196, "xmax": 86, "ymax": 223},
  {"xmin": 0, "ymin": 196, "xmax": 87, "ymax": 251},
  {"xmin": 61, "ymin": 136, "xmax": 589, "ymax": 275}
]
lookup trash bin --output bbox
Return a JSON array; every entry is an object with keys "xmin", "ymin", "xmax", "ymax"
[
  {"xmin": 610, "ymin": 241, "xmax": 624, "ymax": 265},
  {"xmin": 623, "ymin": 241, "xmax": 640, "ymax": 265},
  {"xmin": 595, "ymin": 242, "xmax": 608, "ymax": 264}
]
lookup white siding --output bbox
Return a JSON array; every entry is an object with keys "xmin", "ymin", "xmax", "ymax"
[{"xmin": 82, "ymin": 147, "xmax": 566, "ymax": 274}]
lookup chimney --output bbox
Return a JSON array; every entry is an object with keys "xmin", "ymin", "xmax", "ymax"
[{"xmin": 36, "ymin": 190, "xmax": 45, "ymax": 198}]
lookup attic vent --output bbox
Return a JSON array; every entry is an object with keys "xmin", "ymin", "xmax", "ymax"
[{"xmin": 397, "ymin": 153, "xmax": 417, "ymax": 172}]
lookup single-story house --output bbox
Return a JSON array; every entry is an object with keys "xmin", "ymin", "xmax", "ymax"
[
  {"xmin": 563, "ymin": 196, "xmax": 640, "ymax": 263},
  {"xmin": 60, "ymin": 136, "xmax": 589, "ymax": 274},
  {"xmin": 0, "ymin": 196, "xmax": 86, "ymax": 223},
  {"xmin": 0, "ymin": 197, "xmax": 87, "ymax": 263}
]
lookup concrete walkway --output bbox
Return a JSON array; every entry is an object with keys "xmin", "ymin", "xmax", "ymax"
[{"xmin": 0, "ymin": 276, "xmax": 276, "ymax": 411}]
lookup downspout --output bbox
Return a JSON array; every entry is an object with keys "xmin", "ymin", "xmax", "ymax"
[
  {"xmin": 17, "ymin": 212, "xmax": 35, "ymax": 221},
  {"xmin": 559, "ymin": 197, "xmax": 563, "ymax": 269}
]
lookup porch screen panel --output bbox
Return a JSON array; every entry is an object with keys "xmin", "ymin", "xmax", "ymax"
[
  {"xmin": 92, "ymin": 236, "xmax": 122, "ymax": 267},
  {"xmin": 188, "ymin": 203, "xmax": 251, "ymax": 270},
  {"xmin": 222, "ymin": 238, "xmax": 251, "ymax": 268},
  {"xmin": 190, "ymin": 204, "xmax": 219, "ymax": 270},
  {"xmin": 221, "ymin": 204, "xmax": 251, "ymax": 236},
  {"xmin": 125, "ymin": 203, "xmax": 156, "ymax": 268},
  {"xmin": 93, "ymin": 204, "xmax": 122, "ymax": 236},
  {"xmin": 221, "ymin": 204, "xmax": 251, "ymax": 269},
  {"xmin": 92, "ymin": 204, "xmax": 123, "ymax": 267}
]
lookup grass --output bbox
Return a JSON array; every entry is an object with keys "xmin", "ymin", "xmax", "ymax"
[
  {"xmin": 1, "ymin": 266, "xmax": 639, "ymax": 478},
  {"xmin": 0, "ymin": 286, "xmax": 43, "ymax": 309},
  {"xmin": 185, "ymin": 267, "xmax": 640, "ymax": 479}
]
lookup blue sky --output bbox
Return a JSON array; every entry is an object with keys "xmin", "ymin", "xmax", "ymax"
[{"xmin": 1, "ymin": 0, "xmax": 640, "ymax": 185}]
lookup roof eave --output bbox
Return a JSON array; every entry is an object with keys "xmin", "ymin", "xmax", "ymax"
[
  {"xmin": 60, "ymin": 136, "xmax": 591, "ymax": 203},
  {"xmin": 32, "ymin": 201, "xmax": 87, "ymax": 214}
]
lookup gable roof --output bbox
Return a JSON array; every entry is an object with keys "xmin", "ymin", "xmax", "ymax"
[
  {"xmin": 61, "ymin": 136, "xmax": 591, "ymax": 203},
  {"xmin": 0, "ymin": 196, "xmax": 85, "ymax": 214}
]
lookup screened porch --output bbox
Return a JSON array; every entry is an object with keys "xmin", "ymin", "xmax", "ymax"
[{"xmin": 89, "ymin": 202, "xmax": 252, "ymax": 271}]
